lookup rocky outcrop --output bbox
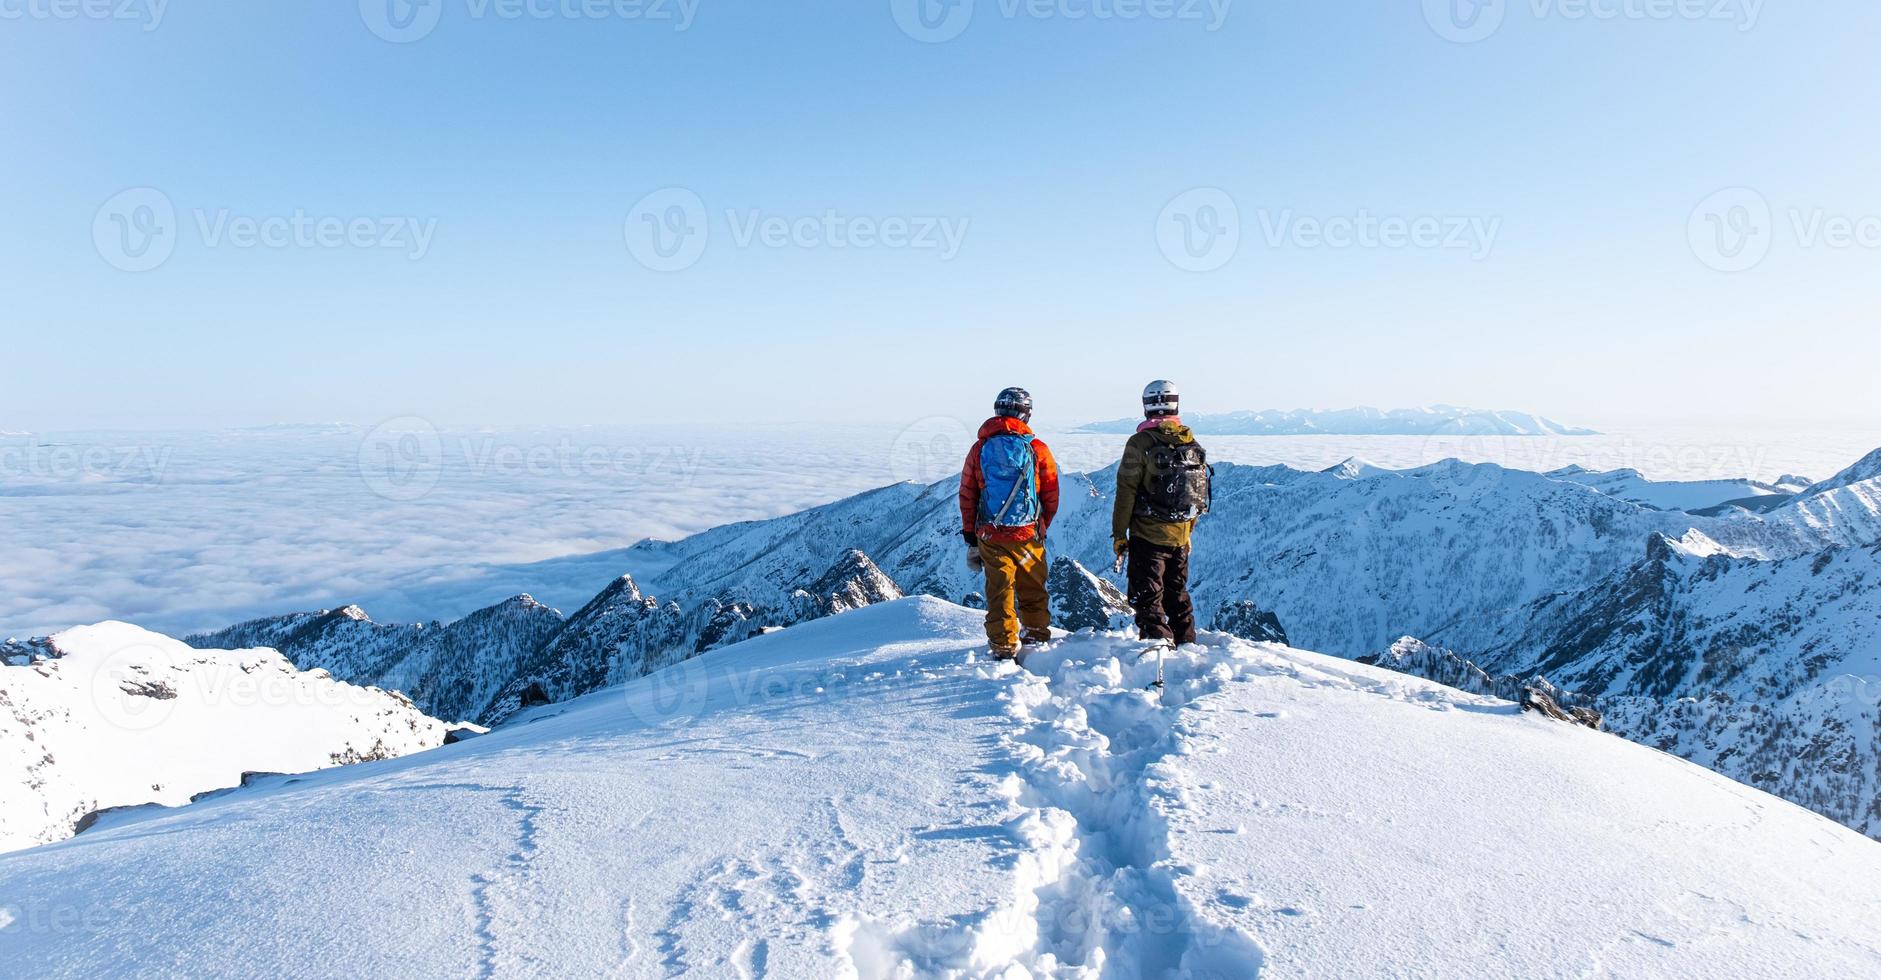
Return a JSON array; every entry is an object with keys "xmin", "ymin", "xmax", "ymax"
[
  {"xmin": 483, "ymin": 552, "xmax": 905, "ymax": 723},
  {"xmin": 793, "ymin": 550, "xmax": 904, "ymax": 620},
  {"xmin": 189, "ymin": 595, "xmax": 564, "ymax": 725},
  {"xmin": 1047, "ymin": 558, "xmax": 1133, "ymax": 632},
  {"xmin": 1210, "ymin": 601, "xmax": 1288, "ymax": 645}
]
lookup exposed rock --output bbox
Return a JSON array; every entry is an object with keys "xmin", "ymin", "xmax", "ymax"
[
  {"xmin": 1047, "ymin": 557, "xmax": 1133, "ymax": 632},
  {"xmin": 1210, "ymin": 601, "xmax": 1288, "ymax": 645},
  {"xmin": 1363, "ymin": 637, "xmax": 1597, "ymax": 730},
  {"xmin": 793, "ymin": 550, "xmax": 904, "ymax": 620}
]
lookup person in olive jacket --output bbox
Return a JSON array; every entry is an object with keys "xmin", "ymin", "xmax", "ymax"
[{"xmin": 1111, "ymin": 380, "xmax": 1211, "ymax": 647}]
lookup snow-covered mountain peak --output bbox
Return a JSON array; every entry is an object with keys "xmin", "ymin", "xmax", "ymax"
[
  {"xmin": 1645, "ymin": 528, "xmax": 1731, "ymax": 562},
  {"xmin": 1804, "ymin": 445, "xmax": 1881, "ymax": 496},
  {"xmin": 2, "ymin": 622, "xmax": 448, "ymax": 853},
  {"xmin": 1321, "ymin": 456, "xmax": 1389, "ymax": 480}
]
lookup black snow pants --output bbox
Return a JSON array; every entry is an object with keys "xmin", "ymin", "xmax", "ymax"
[{"xmin": 1127, "ymin": 539, "xmax": 1196, "ymax": 645}]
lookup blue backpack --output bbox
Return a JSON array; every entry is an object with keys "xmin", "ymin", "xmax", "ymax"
[{"xmin": 977, "ymin": 434, "xmax": 1042, "ymax": 528}]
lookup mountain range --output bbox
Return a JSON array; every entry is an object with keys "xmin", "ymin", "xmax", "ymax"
[
  {"xmin": 1077, "ymin": 405, "xmax": 1600, "ymax": 436},
  {"xmin": 16, "ymin": 443, "xmax": 1881, "ymax": 847}
]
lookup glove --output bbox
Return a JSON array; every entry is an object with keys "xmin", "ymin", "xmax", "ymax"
[
  {"xmin": 1113, "ymin": 537, "xmax": 1129, "ymax": 558},
  {"xmin": 966, "ymin": 545, "xmax": 984, "ymax": 573}
]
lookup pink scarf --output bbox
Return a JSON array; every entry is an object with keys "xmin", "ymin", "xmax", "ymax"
[{"xmin": 1138, "ymin": 416, "xmax": 1180, "ymax": 433}]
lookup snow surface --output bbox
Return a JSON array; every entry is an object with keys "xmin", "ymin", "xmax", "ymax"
[
  {"xmin": 6, "ymin": 599, "xmax": 1878, "ymax": 977},
  {"xmin": 0, "ymin": 623, "xmax": 447, "ymax": 854}
]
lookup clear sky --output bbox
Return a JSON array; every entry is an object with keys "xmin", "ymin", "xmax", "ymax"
[{"xmin": 4, "ymin": 0, "xmax": 1878, "ymax": 432}]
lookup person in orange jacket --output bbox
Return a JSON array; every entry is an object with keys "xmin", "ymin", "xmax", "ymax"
[{"xmin": 959, "ymin": 387, "xmax": 1061, "ymax": 660}]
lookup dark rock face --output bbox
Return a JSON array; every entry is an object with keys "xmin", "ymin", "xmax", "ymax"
[
  {"xmin": 483, "ymin": 576, "xmax": 687, "ymax": 723},
  {"xmin": 189, "ymin": 595, "xmax": 564, "ymax": 726},
  {"xmin": 1048, "ymin": 558, "xmax": 1133, "ymax": 632},
  {"xmin": 1, "ymin": 637, "xmax": 57, "ymax": 666},
  {"xmin": 794, "ymin": 550, "xmax": 904, "ymax": 619},
  {"xmin": 484, "ymin": 552, "xmax": 905, "ymax": 724},
  {"xmin": 1519, "ymin": 688, "xmax": 1603, "ymax": 730},
  {"xmin": 1211, "ymin": 601, "xmax": 1288, "ymax": 645}
]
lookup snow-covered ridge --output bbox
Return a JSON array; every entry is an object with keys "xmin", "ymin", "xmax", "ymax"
[
  {"xmin": 0, "ymin": 623, "xmax": 448, "ymax": 854},
  {"xmin": 1078, "ymin": 406, "xmax": 1599, "ymax": 436},
  {"xmin": 4, "ymin": 601, "xmax": 1878, "ymax": 977},
  {"xmin": 1389, "ymin": 534, "xmax": 1881, "ymax": 839},
  {"xmin": 144, "ymin": 446, "xmax": 1881, "ymax": 840}
]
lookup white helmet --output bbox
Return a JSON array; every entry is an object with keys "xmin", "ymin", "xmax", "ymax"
[{"xmin": 1142, "ymin": 380, "xmax": 1180, "ymax": 418}]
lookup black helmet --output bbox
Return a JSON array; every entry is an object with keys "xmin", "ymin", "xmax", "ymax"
[{"xmin": 994, "ymin": 387, "xmax": 1033, "ymax": 422}]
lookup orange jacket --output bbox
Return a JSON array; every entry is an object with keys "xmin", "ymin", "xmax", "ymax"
[{"xmin": 959, "ymin": 416, "xmax": 1060, "ymax": 544}]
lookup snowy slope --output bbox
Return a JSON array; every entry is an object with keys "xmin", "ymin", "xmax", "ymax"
[
  {"xmin": 1078, "ymin": 406, "xmax": 1600, "ymax": 436},
  {"xmin": 4, "ymin": 600, "xmax": 1877, "ymax": 977},
  {"xmin": 1763, "ymin": 449, "xmax": 1881, "ymax": 549},
  {"xmin": 0, "ymin": 623, "xmax": 448, "ymax": 854},
  {"xmin": 1399, "ymin": 535, "xmax": 1881, "ymax": 839}
]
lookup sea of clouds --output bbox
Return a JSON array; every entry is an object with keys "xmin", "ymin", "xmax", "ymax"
[{"xmin": 3, "ymin": 421, "xmax": 1874, "ymax": 639}]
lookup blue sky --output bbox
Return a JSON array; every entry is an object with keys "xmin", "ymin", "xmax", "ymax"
[{"xmin": 3, "ymin": 0, "xmax": 1878, "ymax": 431}]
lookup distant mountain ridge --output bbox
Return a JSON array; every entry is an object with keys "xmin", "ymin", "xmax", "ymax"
[
  {"xmin": 71, "ymin": 443, "xmax": 1881, "ymax": 843},
  {"xmin": 1077, "ymin": 405, "xmax": 1600, "ymax": 436}
]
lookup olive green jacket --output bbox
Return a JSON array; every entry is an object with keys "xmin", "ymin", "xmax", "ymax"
[{"xmin": 1111, "ymin": 420, "xmax": 1198, "ymax": 549}]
